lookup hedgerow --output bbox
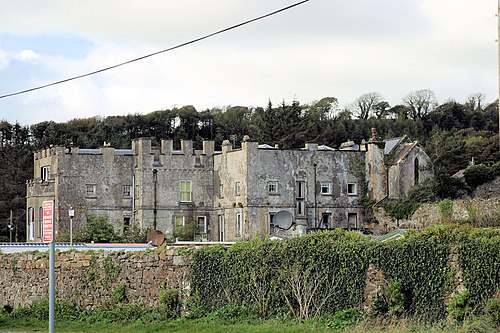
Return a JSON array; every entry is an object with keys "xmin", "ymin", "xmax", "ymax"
[{"xmin": 191, "ymin": 225, "xmax": 500, "ymax": 323}]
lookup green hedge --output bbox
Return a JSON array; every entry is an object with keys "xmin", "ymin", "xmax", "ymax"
[
  {"xmin": 191, "ymin": 230, "xmax": 371, "ymax": 318},
  {"xmin": 191, "ymin": 225, "xmax": 500, "ymax": 322}
]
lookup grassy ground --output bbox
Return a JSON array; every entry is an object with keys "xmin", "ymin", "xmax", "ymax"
[{"xmin": 1, "ymin": 316, "xmax": 498, "ymax": 333}]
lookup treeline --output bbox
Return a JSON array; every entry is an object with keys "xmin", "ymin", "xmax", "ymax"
[{"xmin": 0, "ymin": 92, "xmax": 499, "ymax": 241}]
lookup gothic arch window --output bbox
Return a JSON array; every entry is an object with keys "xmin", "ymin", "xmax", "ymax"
[{"xmin": 414, "ymin": 157, "xmax": 420, "ymax": 185}]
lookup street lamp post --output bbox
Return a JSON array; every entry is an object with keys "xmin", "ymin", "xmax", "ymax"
[{"xmin": 68, "ymin": 207, "xmax": 75, "ymax": 245}]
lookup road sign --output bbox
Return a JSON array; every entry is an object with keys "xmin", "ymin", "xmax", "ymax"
[{"xmin": 42, "ymin": 201, "xmax": 54, "ymax": 243}]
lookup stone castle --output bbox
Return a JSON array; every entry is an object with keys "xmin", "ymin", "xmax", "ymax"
[{"xmin": 26, "ymin": 133, "xmax": 432, "ymax": 242}]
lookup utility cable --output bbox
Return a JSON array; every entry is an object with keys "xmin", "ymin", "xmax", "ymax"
[{"xmin": 0, "ymin": 0, "xmax": 310, "ymax": 99}]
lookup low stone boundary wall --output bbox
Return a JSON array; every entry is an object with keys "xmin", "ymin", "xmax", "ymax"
[{"xmin": 0, "ymin": 248, "xmax": 191, "ymax": 308}]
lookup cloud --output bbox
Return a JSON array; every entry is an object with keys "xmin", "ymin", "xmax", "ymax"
[
  {"xmin": 18, "ymin": 49, "xmax": 39, "ymax": 60},
  {"xmin": 0, "ymin": 0, "xmax": 497, "ymax": 125}
]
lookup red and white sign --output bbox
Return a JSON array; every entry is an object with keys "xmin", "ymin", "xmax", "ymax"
[{"xmin": 42, "ymin": 201, "xmax": 54, "ymax": 243}]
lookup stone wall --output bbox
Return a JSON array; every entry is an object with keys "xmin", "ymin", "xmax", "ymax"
[
  {"xmin": 0, "ymin": 245, "xmax": 468, "ymax": 312},
  {"xmin": 0, "ymin": 248, "xmax": 191, "ymax": 308},
  {"xmin": 372, "ymin": 197, "xmax": 500, "ymax": 233}
]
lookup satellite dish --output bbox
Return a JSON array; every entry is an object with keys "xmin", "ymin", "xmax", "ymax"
[
  {"xmin": 272, "ymin": 211, "xmax": 293, "ymax": 230},
  {"xmin": 147, "ymin": 230, "xmax": 165, "ymax": 246}
]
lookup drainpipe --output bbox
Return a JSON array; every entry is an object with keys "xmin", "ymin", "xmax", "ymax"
[
  {"xmin": 313, "ymin": 162, "xmax": 317, "ymax": 228},
  {"xmin": 153, "ymin": 169, "xmax": 157, "ymax": 230},
  {"xmin": 132, "ymin": 173, "xmax": 135, "ymax": 220}
]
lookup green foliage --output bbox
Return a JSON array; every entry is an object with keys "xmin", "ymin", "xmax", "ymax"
[
  {"xmin": 192, "ymin": 231, "xmax": 371, "ymax": 318},
  {"xmin": 321, "ymin": 308, "xmax": 363, "ymax": 330},
  {"xmin": 123, "ymin": 224, "xmax": 149, "ymax": 243},
  {"xmin": 372, "ymin": 233, "xmax": 451, "ymax": 322},
  {"xmin": 484, "ymin": 298, "xmax": 500, "ymax": 327},
  {"xmin": 159, "ymin": 289, "xmax": 179, "ymax": 311},
  {"xmin": 103, "ymin": 255, "xmax": 122, "ymax": 288},
  {"xmin": 384, "ymin": 201, "xmax": 421, "ymax": 221},
  {"xmin": 458, "ymin": 236, "xmax": 500, "ymax": 309},
  {"xmin": 112, "ymin": 283, "xmax": 127, "ymax": 303},
  {"xmin": 83, "ymin": 215, "xmax": 121, "ymax": 243},
  {"xmin": 464, "ymin": 163, "xmax": 500, "ymax": 189},
  {"xmin": 447, "ymin": 291, "xmax": 472, "ymax": 322},
  {"xmin": 11, "ymin": 299, "xmax": 80, "ymax": 321},
  {"xmin": 439, "ymin": 199, "xmax": 454, "ymax": 220},
  {"xmin": 387, "ymin": 281, "xmax": 406, "ymax": 317},
  {"xmin": 205, "ymin": 304, "xmax": 257, "ymax": 324}
]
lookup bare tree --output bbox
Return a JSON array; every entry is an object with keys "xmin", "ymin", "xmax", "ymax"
[
  {"xmin": 402, "ymin": 89, "xmax": 437, "ymax": 119},
  {"xmin": 281, "ymin": 265, "xmax": 339, "ymax": 320},
  {"xmin": 351, "ymin": 92, "xmax": 384, "ymax": 119},
  {"xmin": 465, "ymin": 93, "xmax": 485, "ymax": 112}
]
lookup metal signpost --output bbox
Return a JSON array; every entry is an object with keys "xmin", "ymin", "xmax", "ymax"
[{"xmin": 42, "ymin": 200, "xmax": 55, "ymax": 333}]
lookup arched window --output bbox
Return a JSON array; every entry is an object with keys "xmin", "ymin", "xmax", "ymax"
[{"xmin": 414, "ymin": 157, "xmax": 420, "ymax": 185}]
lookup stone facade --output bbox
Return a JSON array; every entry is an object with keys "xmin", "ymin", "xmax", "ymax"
[
  {"xmin": 26, "ymin": 134, "xmax": 432, "ymax": 242},
  {"xmin": 213, "ymin": 140, "xmax": 364, "ymax": 240},
  {"xmin": 365, "ymin": 135, "xmax": 433, "ymax": 202},
  {"xmin": 26, "ymin": 146, "xmax": 134, "ymax": 242}
]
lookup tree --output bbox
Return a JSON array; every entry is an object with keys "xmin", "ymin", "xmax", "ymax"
[
  {"xmin": 373, "ymin": 101, "xmax": 391, "ymax": 119},
  {"xmin": 465, "ymin": 93, "xmax": 485, "ymax": 112},
  {"xmin": 403, "ymin": 89, "xmax": 437, "ymax": 119},
  {"xmin": 351, "ymin": 92, "xmax": 384, "ymax": 119}
]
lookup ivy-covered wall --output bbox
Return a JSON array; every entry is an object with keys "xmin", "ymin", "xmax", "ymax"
[
  {"xmin": 0, "ymin": 225, "xmax": 498, "ymax": 323},
  {"xmin": 192, "ymin": 226, "xmax": 500, "ymax": 322}
]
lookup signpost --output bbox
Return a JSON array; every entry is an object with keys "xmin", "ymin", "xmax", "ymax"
[
  {"xmin": 42, "ymin": 200, "xmax": 55, "ymax": 333},
  {"xmin": 42, "ymin": 201, "xmax": 54, "ymax": 243}
]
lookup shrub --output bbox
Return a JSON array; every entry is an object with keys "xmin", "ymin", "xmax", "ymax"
[
  {"xmin": 83, "ymin": 215, "xmax": 122, "ymax": 243},
  {"xmin": 484, "ymin": 298, "xmax": 500, "ymax": 326},
  {"xmin": 464, "ymin": 163, "xmax": 499, "ymax": 189},
  {"xmin": 112, "ymin": 283, "xmax": 127, "ymax": 303},
  {"xmin": 387, "ymin": 281, "xmax": 406, "ymax": 317},
  {"xmin": 159, "ymin": 289, "xmax": 179, "ymax": 311},
  {"xmin": 447, "ymin": 291, "xmax": 472, "ymax": 322},
  {"xmin": 384, "ymin": 201, "xmax": 421, "ymax": 221},
  {"xmin": 322, "ymin": 308, "xmax": 363, "ymax": 330},
  {"xmin": 206, "ymin": 304, "xmax": 256, "ymax": 323}
]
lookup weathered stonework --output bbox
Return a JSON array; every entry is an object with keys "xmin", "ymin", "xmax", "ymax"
[
  {"xmin": 26, "ymin": 135, "xmax": 432, "ymax": 242},
  {"xmin": 0, "ymin": 248, "xmax": 191, "ymax": 308},
  {"xmin": 372, "ymin": 197, "xmax": 500, "ymax": 233}
]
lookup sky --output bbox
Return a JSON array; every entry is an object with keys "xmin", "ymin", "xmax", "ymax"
[{"xmin": 0, "ymin": 0, "xmax": 497, "ymax": 125}]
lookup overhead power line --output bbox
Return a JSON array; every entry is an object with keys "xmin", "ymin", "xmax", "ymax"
[{"xmin": 0, "ymin": 0, "xmax": 310, "ymax": 100}]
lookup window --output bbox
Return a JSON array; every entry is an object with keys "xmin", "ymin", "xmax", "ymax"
[
  {"xmin": 180, "ymin": 180, "xmax": 192, "ymax": 202},
  {"xmin": 269, "ymin": 212, "xmax": 276, "ymax": 228},
  {"xmin": 85, "ymin": 184, "xmax": 96, "ymax": 197},
  {"xmin": 322, "ymin": 213, "xmax": 331, "ymax": 229},
  {"xmin": 28, "ymin": 207, "xmax": 34, "ymax": 241},
  {"xmin": 414, "ymin": 157, "xmax": 420, "ymax": 185},
  {"xmin": 235, "ymin": 182, "xmax": 241, "ymax": 196},
  {"xmin": 123, "ymin": 217, "xmax": 131, "ymax": 232},
  {"xmin": 219, "ymin": 184, "xmax": 224, "ymax": 198},
  {"xmin": 175, "ymin": 216, "xmax": 185, "ymax": 233},
  {"xmin": 123, "ymin": 185, "xmax": 131, "ymax": 197},
  {"xmin": 296, "ymin": 181, "xmax": 305, "ymax": 198},
  {"xmin": 268, "ymin": 181, "xmax": 278, "ymax": 194},
  {"xmin": 41, "ymin": 166, "xmax": 50, "ymax": 182},
  {"xmin": 236, "ymin": 213, "xmax": 242, "ymax": 236},
  {"xmin": 218, "ymin": 215, "xmax": 225, "ymax": 241},
  {"xmin": 321, "ymin": 182, "xmax": 332, "ymax": 195},
  {"xmin": 348, "ymin": 213, "xmax": 358, "ymax": 229},
  {"xmin": 296, "ymin": 200, "xmax": 305, "ymax": 216},
  {"xmin": 197, "ymin": 216, "xmax": 207, "ymax": 234},
  {"xmin": 296, "ymin": 181, "xmax": 305, "ymax": 216},
  {"xmin": 347, "ymin": 183, "xmax": 357, "ymax": 196},
  {"xmin": 39, "ymin": 207, "xmax": 43, "ymax": 239}
]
